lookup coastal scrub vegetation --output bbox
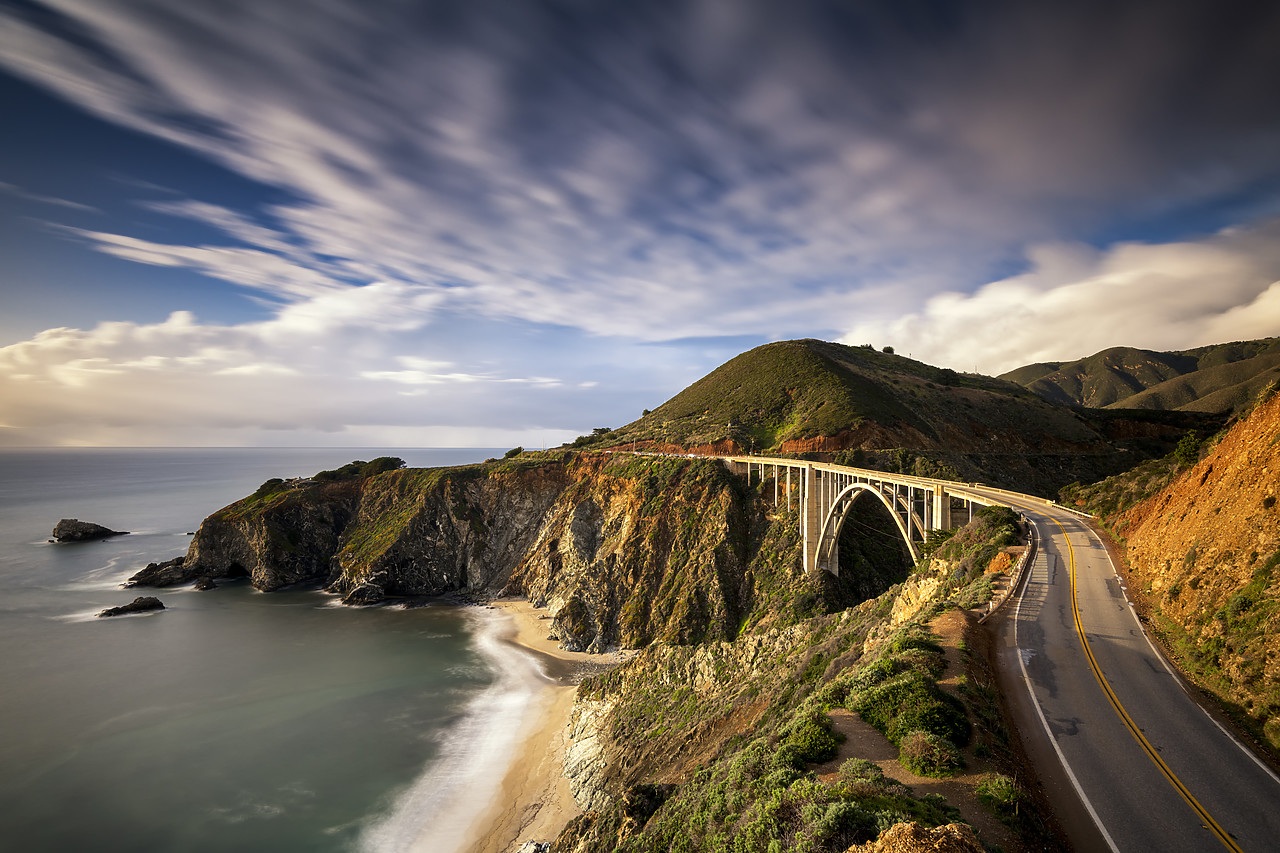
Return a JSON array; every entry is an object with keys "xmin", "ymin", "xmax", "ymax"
[
  {"xmin": 559, "ymin": 503, "xmax": 1040, "ymax": 852},
  {"xmin": 314, "ymin": 456, "xmax": 406, "ymax": 482}
]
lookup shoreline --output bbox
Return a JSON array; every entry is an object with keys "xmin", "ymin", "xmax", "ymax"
[{"xmin": 460, "ymin": 599, "xmax": 632, "ymax": 853}]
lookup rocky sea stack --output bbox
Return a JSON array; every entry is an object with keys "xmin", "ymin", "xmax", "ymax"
[
  {"xmin": 53, "ymin": 519, "xmax": 129, "ymax": 542},
  {"xmin": 98, "ymin": 596, "xmax": 164, "ymax": 617}
]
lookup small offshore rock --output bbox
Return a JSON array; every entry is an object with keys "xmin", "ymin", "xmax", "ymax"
[
  {"xmin": 127, "ymin": 556, "xmax": 187, "ymax": 587},
  {"xmin": 193, "ymin": 576, "xmax": 217, "ymax": 591},
  {"xmin": 53, "ymin": 519, "xmax": 129, "ymax": 542},
  {"xmin": 99, "ymin": 596, "xmax": 165, "ymax": 618}
]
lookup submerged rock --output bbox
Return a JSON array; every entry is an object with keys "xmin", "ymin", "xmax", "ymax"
[
  {"xmin": 98, "ymin": 596, "xmax": 165, "ymax": 617},
  {"xmin": 53, "ymin": 519, "xmax": 128, "ymax": 542}
]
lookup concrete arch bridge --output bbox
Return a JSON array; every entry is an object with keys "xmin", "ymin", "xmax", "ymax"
[{"xmin": 720, "ymin": 455, "xmax": 1032, "ymax": 575}]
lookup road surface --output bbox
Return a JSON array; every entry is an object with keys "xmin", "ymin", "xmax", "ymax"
[{"xmin": 971, "ymin": 490, "xmax": 1280, "ymax": 852}]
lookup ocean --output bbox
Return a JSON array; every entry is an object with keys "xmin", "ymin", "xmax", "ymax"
[{"xmin": 0, "ymin": 448, "xmax": 543, "ymax": 852}]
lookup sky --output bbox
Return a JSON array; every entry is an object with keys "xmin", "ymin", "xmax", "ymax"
[{"xmin": 2, "ymin": 0, "xmax": 1280, "ymax": 448}]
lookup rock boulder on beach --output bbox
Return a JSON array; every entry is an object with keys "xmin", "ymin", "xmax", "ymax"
[{"xmin": 53, "ymin": 519, "xmax": 129, "ymax": 542}]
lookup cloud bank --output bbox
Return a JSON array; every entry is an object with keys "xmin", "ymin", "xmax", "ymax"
[
  {"xmin": 843, "ymin": 220, "xmax": 1280, "ymax": 374},
  {"xmin": 1, "ymin": 0, "xmax": 1279, "ymax": 443}
]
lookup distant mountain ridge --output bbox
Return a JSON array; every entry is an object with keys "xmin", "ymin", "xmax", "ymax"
[{"xmin": 1000, "ymin": 337, "xmax": 1280, "ymax": 413}]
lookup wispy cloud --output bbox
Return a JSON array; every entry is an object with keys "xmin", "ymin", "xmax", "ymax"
[
  {"xmin": 0, "ymin": 180, "xmax": 97, "ymax": 213},
  {"xmin": 5, "ymin": 1, "xmax": 1278, "ymax": 341},
  {"xmin": 1, "ymin": 0, "xmax": 1279, "ymax": 444}
]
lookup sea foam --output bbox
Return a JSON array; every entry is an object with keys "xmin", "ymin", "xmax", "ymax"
[{"xmin": 357, "ymin": 607, "xmax": 552, "ymax": 853}]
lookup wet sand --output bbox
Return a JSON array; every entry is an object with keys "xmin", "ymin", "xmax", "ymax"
[{"xmin": 461, "ymin": 599, "xmax": 632, "ymax": 853}]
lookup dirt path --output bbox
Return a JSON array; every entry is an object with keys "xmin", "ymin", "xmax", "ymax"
[{"xmin": 814, "ymin": 608, "xmax": 1023, "ymax": 852}]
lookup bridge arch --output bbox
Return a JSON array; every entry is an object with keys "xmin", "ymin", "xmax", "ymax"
[{"xmin": 815, "ymin": 483, "xmax": 921, "ymax": 575}]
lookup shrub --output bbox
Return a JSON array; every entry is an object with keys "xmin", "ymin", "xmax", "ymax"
[
  {"xmin": 838, "ymin": 758, "xmax": 887, "ymax": 786},
  {"xmin": 314, "ymin": 457, "xmax": 405, "ymax": 481},
  {"xmin": 854, "ymin": 670, "xmax": 971, "ymax": 747},
  {"xmin": 976, "ymin": 772, "xmax": 1049, "ymax": 837},
  {"xmin": 503, "ymin": 446, "xmax": 524, "ymax": 459},
  {"xmin": 1174, "ymin": 431, "xmax": 1201, "ymax": 468},
  {"xmin": 809, "ymin": 800, "xmax": 878, "ymax": 849},
  {"xmin": 898, "ymin": 730, "xmax": 964, "ymax": 777},
  {"xmin": 783, "ymin": 712, "xmax": 841, "ymax": 764}
]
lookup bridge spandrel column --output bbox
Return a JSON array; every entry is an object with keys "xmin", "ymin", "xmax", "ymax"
[
  {"xmin": 933, "ymin": 488, "xmax": 951, "ymax": 529},
  {"xmin": 803, "ymin": 464, "xmax": 820, "ymax": 573}
]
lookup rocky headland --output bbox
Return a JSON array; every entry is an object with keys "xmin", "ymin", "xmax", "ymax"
[{"xmin": 128, "ymin": 453, "xmax": 908, "ymax": 650}]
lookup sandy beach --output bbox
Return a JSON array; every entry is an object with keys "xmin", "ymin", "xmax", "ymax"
[{"xmin": 461, "ymin": 599, "xmax": 630, "ymax": 853}]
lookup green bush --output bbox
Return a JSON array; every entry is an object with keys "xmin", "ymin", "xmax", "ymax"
[
  {"xmin": 783, "ymin": 712, "xmax": 841, "ymax": 764},
  {"xmin": 853, "ymin": 670, "xmax": 971, "ymax": 747},
  {"xmin": 503, "ymin": 446, "xmax": 524, "ymax": 459},
  {"xmin": 898, "ymin": 730, "xmax": 964, "ymax": 777},
  {"xmin": 1174, "ymin": 430, "xmax": 1202, "ymax": 468},
  {"xmin": 837, "ymin": 758, "xmax": 887, "ymax": 787},
  {"xmin": 314, "ymin": 457, "xmax": 405, "ymax": 482},
  {"xmin": 976, "ymin": 773, "xmax": 1024, "ymax": 822}
]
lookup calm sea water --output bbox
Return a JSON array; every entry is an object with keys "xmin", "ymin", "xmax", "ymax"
[{"xmin": 0, "ymin": 448, "xmax": 538, "ymax": 853}]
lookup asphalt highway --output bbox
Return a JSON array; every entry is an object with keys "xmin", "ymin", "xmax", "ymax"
[{"xmin": 974, "ymin": 491, "xmax": 1280, "ymax": 852}]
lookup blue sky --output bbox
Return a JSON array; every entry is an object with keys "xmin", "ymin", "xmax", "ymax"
[{"xmin": 2, "ymin": 0, "xmax": 1280, "ymax": 447}]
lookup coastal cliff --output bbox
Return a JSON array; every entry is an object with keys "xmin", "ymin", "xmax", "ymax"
[
  {"xmin": 129, "ymin": 451, "xmax": 1047, "ymax": 849},
  {"xmin": 129, "ymin": 453, "xmax": 906, "ymax": 648}
]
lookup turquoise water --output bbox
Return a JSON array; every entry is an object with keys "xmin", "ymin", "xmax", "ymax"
[{"xmin": 0, "ymin": 449, "xmax": 515, "ymax": 852}]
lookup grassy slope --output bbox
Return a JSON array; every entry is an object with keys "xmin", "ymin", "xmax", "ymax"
[
  {"xmin": 597, "ymin": 339, "xmax": 1098, "ymax": 455},
  {"xmin": 1112, "ymin": 349, "xmax": 1280, "ymax": 413},
  {"xmin": 1001, "ymin": 337, "xmax": 1280, "ymax": 413}
]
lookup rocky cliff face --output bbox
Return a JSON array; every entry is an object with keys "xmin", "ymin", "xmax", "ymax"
[
  {"xmin": 131, "ymin": 456, "xmax": 572, "ymax": 600},
  {"xmin": 1116, "ymin": 388, "xmax": 1280, "ymax": 749},
  {"xmin": 129, "ymin": 453, "xmax": 892, "ymax": 648}
]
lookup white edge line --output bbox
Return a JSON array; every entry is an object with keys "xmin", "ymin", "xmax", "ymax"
[{"xmin": 1013, "ymin": 517, "xmax": 1123, "ymax": 853}]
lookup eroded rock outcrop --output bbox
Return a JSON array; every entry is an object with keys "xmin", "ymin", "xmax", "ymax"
[{"xmin": 845, "ymin": 822, "xmax": 984, "ymax": 853}]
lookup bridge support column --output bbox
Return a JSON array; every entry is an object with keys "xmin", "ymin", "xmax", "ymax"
[
  {"xmin": 933, "ymin": 487, "xmax": 951, "ymax": 530},
  {"xmin": 802, "ymin": 464, "xmax": 820, "ymax": 573}
]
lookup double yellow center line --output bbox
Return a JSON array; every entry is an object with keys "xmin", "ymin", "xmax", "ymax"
[{"xmin": 1049, "ymin": 514, "xmax": 1244, "ymax": 852}]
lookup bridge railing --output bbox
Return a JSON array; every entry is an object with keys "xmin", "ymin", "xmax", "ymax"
[{"xmin": 718, "ymin": 453, "xmax": 1095, "ymax": 519}]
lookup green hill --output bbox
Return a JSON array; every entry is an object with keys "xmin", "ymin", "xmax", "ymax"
[
  {"xmin": 1001, "ymin": 338, "xmax": 1280, "ymax": 413},
  {"xmin": 576, "ymin": 339, "xmax": 1220, "ymax": 496}
]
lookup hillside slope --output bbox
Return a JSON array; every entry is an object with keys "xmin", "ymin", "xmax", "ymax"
[
  {"xmin": 1001, "ymin": 337, "xmax": 1280, "ymax": 413},
  {"xmin": 1109, "ymin": 388, "xmax": 1280, "ymax": 750},
  {"xmin": 588, "ymin": 339, "xmax": 1217, "ymax": 496}
]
